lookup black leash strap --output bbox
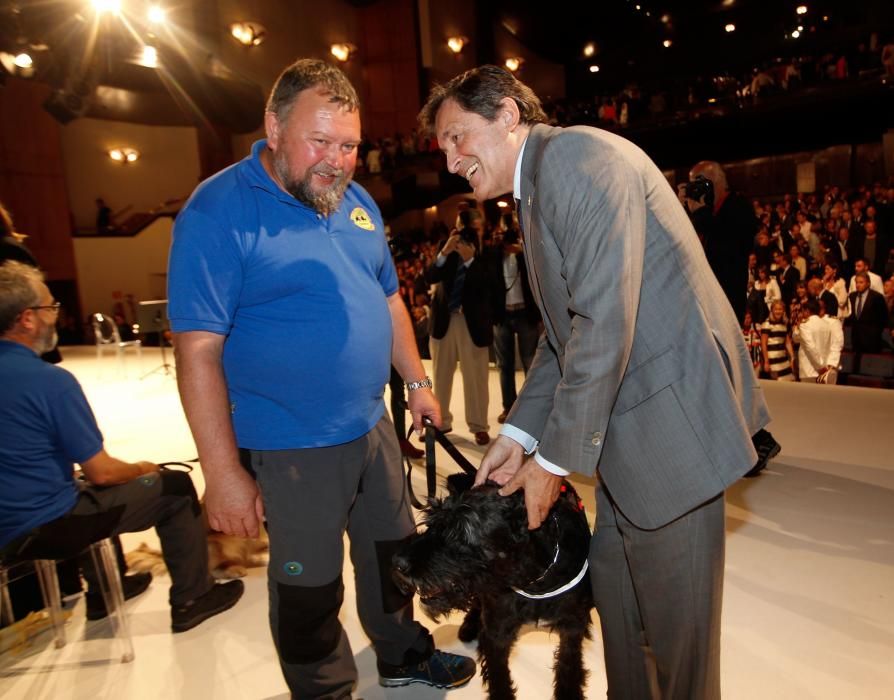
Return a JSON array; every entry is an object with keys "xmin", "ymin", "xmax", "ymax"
[
  {"xmin": 404, "ymin": 420, "xmax": 478, "ymax": 509},
  {"xmin": 158, "ymin": 459, "xmax": 197, "ymax": 472}
]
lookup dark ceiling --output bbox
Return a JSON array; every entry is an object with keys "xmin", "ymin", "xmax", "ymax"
[{"xmin": 493, "ymin": 0, "xmax": 894, "ymax": 96}]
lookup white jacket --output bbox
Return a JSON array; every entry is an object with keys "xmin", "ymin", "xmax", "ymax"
[{"xmin": 798, "ymin": 315, "xmax": 843, "ymax": 379}]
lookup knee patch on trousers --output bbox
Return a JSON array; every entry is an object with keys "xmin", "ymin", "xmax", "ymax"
[
  {"xmin": 276, "ymin": 576, "xmax": 345, "ymax": 664},
  {"xmin": 160, "ymin": 471, "xmax": 201, "ymax": 517}
]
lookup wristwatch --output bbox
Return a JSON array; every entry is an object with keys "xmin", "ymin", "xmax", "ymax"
[{"xmin": 406, "ymin": 376, "xmax": 433, "ymax": 391}]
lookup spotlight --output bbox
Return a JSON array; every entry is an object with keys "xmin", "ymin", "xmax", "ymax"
[
  {"xmin": 108, "ymin": 147, "xmax": 140, "ymax": 164},
  {"xmin": 147, "ymin": 5, "xmax": 166, "ymax": 24},
  {"xmin": 791, "ymin": 30, "xmax": 801, "ymax": 38},
  {"xmin": 505, "ymin": 57, "xmax": 523, "ymax": 72},
  {"xmin": 663, "ymin": 39, "xmax": 672, "ymax": 48},
  {"xmin": 447, "ymin": 36, "xmax": 468, "ymax": 54},
  {"xmin": 589, "ymin": 65, "xmax": 600, "ymax": 73},
  {"xmin": 139, "ymin": 46, "xmax": 158, "ymax": 68},
  {"xmin": 330, "ymin": 43, "xmax": 356, "ymax": 62},
  {"xmin": 583, "ymin": 42, "xmax": 596, "ymax": 58},
  {"xmin": 92, "ymin": 0, "xmax": 121, "ymax": 14},
  {"xmin": 796, "ymin": 5, "xmax": 807, "ymax": 15},
  {"xmin": 230, "ymin": 22, "xmax": 266, "ymax": 47},
  {"xmin": 725, "ymin": 23, "xmax": 736, "ymax": 33}
]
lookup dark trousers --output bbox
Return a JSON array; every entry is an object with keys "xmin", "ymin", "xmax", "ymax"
[
  {"xmin": 590, "ymin": 480, "xmax": 725, "ymax": 700},
  {"xmin": 6, "ymin": 471, "xmax": 212, "ymax": 606},
  {"xmin": 493, "ymin": 310, "xmax": 539, "ymax": 412},
  {"xmin": 245, "ymin": 415, "xmax": 430, "ymax": 699}
]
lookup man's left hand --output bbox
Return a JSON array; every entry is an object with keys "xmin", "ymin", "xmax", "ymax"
[
  {"xmin": 407, "ymin": 388, "xmax": 441, "ymax": 433},
  {"xmin": 499, "ymin": 458, "xmax": 563, "ymax": 530}
]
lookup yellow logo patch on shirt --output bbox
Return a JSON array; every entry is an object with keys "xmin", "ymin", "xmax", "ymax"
[{"xmin": 350, "ymin": 207, "xmax": 375, "ymax": 231}]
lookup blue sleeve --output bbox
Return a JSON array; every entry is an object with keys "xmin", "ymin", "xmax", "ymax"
[
  {"xmin": 168, "ymin": 207, "xmax": 244, "ymax": 334},
  {"xmin": 49, "ymin": 385, "xmax": 104, "ymax": 464}
]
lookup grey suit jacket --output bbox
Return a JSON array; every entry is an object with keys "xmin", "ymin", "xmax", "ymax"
[{"xmin": 508, "ymin": 124, "xmax": 770, "ymax": 530}]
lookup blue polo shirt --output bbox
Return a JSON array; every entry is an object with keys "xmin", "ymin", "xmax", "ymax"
[
  {"xmin": 168, "ymin": 139, "xmax": 398, "ymax": 449},
  {"xmin": 0, "ymin": 341, "xmax": 103, "ymax": 548}
]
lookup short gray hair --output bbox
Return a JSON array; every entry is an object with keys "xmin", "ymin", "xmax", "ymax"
[
  {"xmin": 0, "ymin": 260, "xmax": 42, "ymax": 334},
  {"xmin": 266, "ymin": 58, "xmax": 359, "ymax": 122}
]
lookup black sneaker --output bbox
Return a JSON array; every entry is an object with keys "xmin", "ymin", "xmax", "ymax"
[
  {"xmin": 86, "ymin": 571, "xmax": 153, "ymax": 620},
  {"xmin": 378, "ymin": 649, "xmax": 476, "ymax": 689},
  {"xmin": 171, "ymin": 580, "xmax": 244, "ymax": 633}
]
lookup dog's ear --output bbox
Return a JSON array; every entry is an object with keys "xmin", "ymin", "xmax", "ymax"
[{"xmin": 445, "ymin": 472, "xmax": 475, "ymax": 496}]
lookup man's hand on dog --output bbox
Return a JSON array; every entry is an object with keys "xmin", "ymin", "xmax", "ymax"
[
  {"xmin": 499, "ymin": 459, "xmax": 563, "ymax": 530},
  {"xmin": 204, "ymin": 465, "xmax": 265, "ymax": 538},
  {"xmin": 476, "ymin": 435, "xmax": 525, "ymax": 486}
]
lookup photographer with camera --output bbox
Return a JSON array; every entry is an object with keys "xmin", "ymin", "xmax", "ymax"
[
  {"xmin": 685, "ymin": 161, "xmax": 779, "ymax": 477},
  {"xmin": 684, "ymin": 161, "xmax": 758, "ymax": 324}
]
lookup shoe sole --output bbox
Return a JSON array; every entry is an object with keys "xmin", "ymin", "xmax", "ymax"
[
  {"xmin": 171, "ymin": 589, "xmax": 243, "ymax": 633},
  {"xmin": 378, "ymin": 676, "xmax": 473, "ymax": 689}
]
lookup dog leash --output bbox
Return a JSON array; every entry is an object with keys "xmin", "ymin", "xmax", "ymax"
[
  {"xmin": 158, "ymin": 460, "xmax": 197, "ymax": 472},
  {"xmin": 404, "ymin": 419, "xmax": 478, "ymax": 509}
]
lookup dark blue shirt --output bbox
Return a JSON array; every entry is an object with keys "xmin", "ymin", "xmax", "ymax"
[
  {"xmin": 0, "ymin": 341, "xmax": 103, "ymax": 547},
  {"xmin": 168, "ymin": 140, "xmax": 398, "ymax": 449}
]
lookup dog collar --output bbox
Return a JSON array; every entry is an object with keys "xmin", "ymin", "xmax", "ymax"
[
  {"xmin": 511, "ymin": 511, "xmax": 590, "ymax": 600},
  {"xmin": 512, "ymin": 559, "xmax": 589, "ymax": 600}
]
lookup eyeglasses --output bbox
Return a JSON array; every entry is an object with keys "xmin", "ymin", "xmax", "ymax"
[{"xmin": 29, "ymin": 302, "xmax": 62, "ymax": 314}]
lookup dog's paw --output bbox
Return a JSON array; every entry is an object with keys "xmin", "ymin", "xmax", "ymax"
[{"xmin": 457, "ymin": 608, "xmax": 482, "ymax": 642}]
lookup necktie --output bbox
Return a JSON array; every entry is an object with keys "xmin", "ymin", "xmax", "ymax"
[
  {"xmin": 856, "ymin": 292, "xmax": 864, "ymax": 319},
  {"xmin": 448, "ymin": 262, "xmax": 466, "ymax": 311}
]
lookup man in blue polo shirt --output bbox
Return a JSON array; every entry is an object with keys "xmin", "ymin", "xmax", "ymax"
[
  {"xmin": 168, "ymin": 59, "xmax": 475, "ymax": 698},
  {"xmin": 0, "ymin": 260, "xmax": 243, "ymax": 632}
]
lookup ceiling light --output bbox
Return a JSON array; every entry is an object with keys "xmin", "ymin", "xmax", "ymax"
[
  {"xmin": 505, "ymin": 57, "xmax": 523, "ymax": 72},
  {"xmin": 635, "ymin": 4, "xmax": 641, "ymax": 10},
  {"xmin": 725, "ymin": 23, "xmax": 736, "ymax": 33},
  {"xmin": 797, "ymin": 25, "xmax": 804, "ymax": 32},
  {"xmin": 92, "ymin": 0, "xmax": 121, "ymax": 14},
  {"xmin": 147, "ymin": 5, "xmax": 166, "ymax": 24},
  {"xmin": 13, "ymin": 53, "xmax": 32, "ymax": 69},
  {"xmin": 583, "ymin": 43, "xmax": 595, "ymax": 58},
  {"xmin": 791, "ymin": 30, "xmax": 801, "ymax": 38},
  {"xmin": 447, "ymin": 36, "xmax": 468, "ymax": 54},
  {"xmin": 589, "ymin": 65, "xmax": 600, "ymax": 73},
  {"xmin": 796, "ymin": 5, "xmax": 808, "ymax": 15},
  {"xmin": 139, "ymin": 45, "xmax": 158, "ymax": 68},
  {"xmin": 496, "ymin": 201, "xmax": 508, "ymax": 208},
  {"xmin": 229, "ymin": 22, "xmax": 266, "ymax": 47},
  {"xmin": 663, "ymin": 39, "xmax": 672, "ymax": 48},
  {"xmin": 108, "ymin": 147, "xmax": 140, "ymax": 164},
  {"xmin": 661, "ymin": 14, "xmax": 671, "ymax": 24},
  {"xmin": 331, "ymin": 43, "xmax": 356, "ymax": 62},
  {"xmin": 0, "ymin": 51, "xmax": 35, "ymax": 78}
]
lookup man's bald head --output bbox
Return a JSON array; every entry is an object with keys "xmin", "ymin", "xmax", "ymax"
[{"xmin": 689, "ymin": 160, "xmax": 729, "ymax": 199}]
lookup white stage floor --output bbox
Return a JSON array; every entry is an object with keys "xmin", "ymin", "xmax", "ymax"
[{"xmin": 2, "ymin": 346, "xmax": 893, "ymax": 699}]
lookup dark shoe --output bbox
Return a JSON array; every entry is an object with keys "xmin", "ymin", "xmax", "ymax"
[
  {"xmin": 86, "ymin": 571, "xmax": 153, "ymax": 621},
  {"xmin": 398, "ymin": 438, "xmax": 424, "ymax": 459},
  {"xmin": 744, "ymin": 431, "xmax": 781, "ymax": 478},
  {"xmin": 474, "ymin": 431, "xmax": 490, "ymax": 446},
  {"xmin": 378, "ymin": 649, "xmax": 476, "ymax": 689},
  {"xmin": 497, "ymin": 410, "xmax": 509, "ymax": 424},
  {"xmin": 171, "ymin": 580, "xmax": 244, "ymax": 633}
]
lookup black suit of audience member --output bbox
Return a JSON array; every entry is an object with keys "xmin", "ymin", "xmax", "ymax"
[
  {"xmin": 847, "ymin": 288, "xmax": 888, "ymax": 354},
  {"xmin": 427, "ymin": 229, "xmax": 496, "ymax": 348},
  {"xmin": 776, "ymin": 262, "xmax": 800, "ymax": 307},
  {"xmin": 820, "ymin": 289, "xmax": 839, "ymax": 317},
  {"xmin": 691, "ymin": 190, "xmax": 757, "ymax": 323}
]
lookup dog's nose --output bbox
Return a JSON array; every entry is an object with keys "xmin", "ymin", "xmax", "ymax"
[{"xmin": 392, "ymin": 551, "xmax": 411, "ymax": 575}]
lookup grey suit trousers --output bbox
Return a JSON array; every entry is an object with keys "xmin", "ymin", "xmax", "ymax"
[{"xmin": 590, "ymin": 480, "xmax": 724, "ymax": 700}]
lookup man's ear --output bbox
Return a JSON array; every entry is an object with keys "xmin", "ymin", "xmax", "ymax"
[
  {"xmin": 264, "ymin": 111, "xmax": 280, "ymax": 150},
  {"xmin": 499, "ymin": 97, "xmax": 521, "ymax": 132}
]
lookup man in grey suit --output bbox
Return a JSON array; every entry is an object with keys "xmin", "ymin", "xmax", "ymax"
[{"xmin": 419, "ymin": 66, "xmax": 770, "ymax": 699}]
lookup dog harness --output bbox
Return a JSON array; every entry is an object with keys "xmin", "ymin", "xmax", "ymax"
[{"xmin": 511, "ymin": 511, "xmax": 590, "ymax": 600}]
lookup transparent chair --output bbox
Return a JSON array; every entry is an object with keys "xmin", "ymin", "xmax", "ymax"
[
  {"xmin": 0, "ymin": 538, "xmax": 135, "ymax": 665},
  {"xmin": 91, "ymin": 313, "xmax": 142, "ymax": 365}
]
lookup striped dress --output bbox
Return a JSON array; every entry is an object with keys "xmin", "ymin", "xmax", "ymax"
[{"xmin": 760, "ymin": 319, "xmax": 793, "ymax": 379}]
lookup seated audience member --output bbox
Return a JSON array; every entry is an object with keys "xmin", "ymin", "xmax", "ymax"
[
  {"xmin": 761, "ymin": 300, "xmax": 795, "ymax": 381},
  {"xmin": 797, "ymin": 298, "xmax": 842, "ymax": 384},
  {"xmin": 0, "ymin": 261, "xmax": 243, "ymax": 631}
]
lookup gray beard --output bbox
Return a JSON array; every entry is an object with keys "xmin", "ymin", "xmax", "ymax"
[
  {"xmin": 34, "ymin": 327, "xmax": 58, "ymax": 356},
  {"xmin": 274, "ymin": 154, "xmax": 350, "ymax": 217}
]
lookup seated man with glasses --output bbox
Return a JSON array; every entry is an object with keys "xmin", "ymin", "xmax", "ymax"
[{"xmin": 0, "ymin": 260, "xmax": 243, "ymax": 631}]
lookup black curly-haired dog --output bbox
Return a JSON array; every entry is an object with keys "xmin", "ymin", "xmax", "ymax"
[{"xmin": 393, "ymin": 473, "xmax": 594, "ymax": 700}]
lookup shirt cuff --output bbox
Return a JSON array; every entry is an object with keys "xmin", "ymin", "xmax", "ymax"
[
  {"xmin": 500, "ymin": 424, "xmax": 571, "ymax": 477},
  {"xmin": 534, "ymin": 452, "xmax": 571, "ymax": 477},
  {"xmin": 435, "ymin": 254, "xmax": 447, "ymax": 266}
]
